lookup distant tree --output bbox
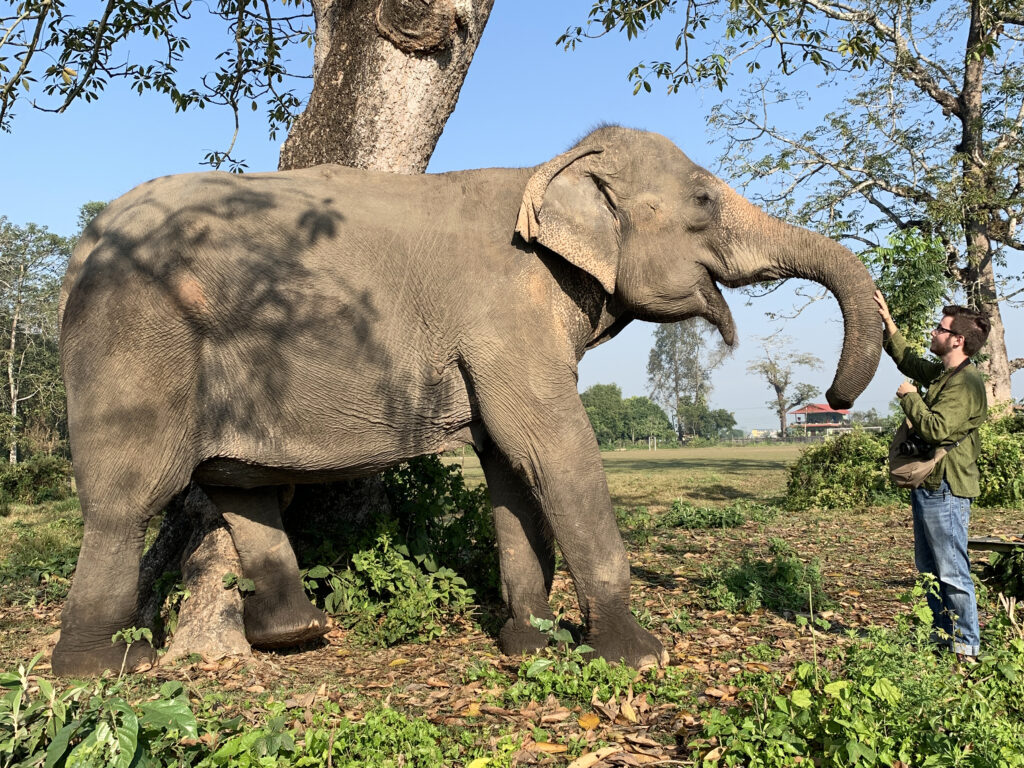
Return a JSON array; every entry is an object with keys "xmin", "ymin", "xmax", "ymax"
[
  {"xmin": 747, "ymin": 336, "xmax": 822, "ymax": 437},
  {"xmin": 647, "ymin": 318, "xmax": 731, "ymax": 439},
  {"xmin": 0, "ymin": 217, "xmax": 70, "ymax": 463},
  {"xmin": 580, "ymin": 383, "xmax": 626, "ymax": 447},
  {"xmin": 622, "ymin": 396, "xmax": 675, "ymax": 447},
  {"xmin": 676, "ymin": 396, "xmax": 737, "ymax": 440}
]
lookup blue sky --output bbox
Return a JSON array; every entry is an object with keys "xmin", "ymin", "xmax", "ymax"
[{"xmin": 4, "ymin": 1, "xmax": 1017, "ymax": 431}]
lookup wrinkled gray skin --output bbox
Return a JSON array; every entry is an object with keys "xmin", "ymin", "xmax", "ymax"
[{"xmin": 53, "ymin": 127, "xmax": 881, "ymax": 676}]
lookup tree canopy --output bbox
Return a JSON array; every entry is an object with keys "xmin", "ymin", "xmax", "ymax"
[
  {"xmin": 580, "ymin": 384, "xmax": 676, "ymax": 448},
  {"xmin": 568, "ymin": 0, "xmax": 1024, "ymax": 407},
  {"xmin": 0, "ymin": 1, "xmax": 312, "ymax": 169},
  {"xmin": 747, "ymin": 335, "xmax": 822, "ymax": 436}
]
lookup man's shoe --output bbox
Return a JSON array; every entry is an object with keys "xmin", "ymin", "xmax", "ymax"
[{"xmin": 955, "ymin": 652, "xmax": 978, "ymax": 668}]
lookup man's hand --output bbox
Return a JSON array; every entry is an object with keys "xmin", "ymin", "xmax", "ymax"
[
  {"xmin": 873, "ymin": 290, "xmax": 898, "ymax": 336},
  {"xmin": 897, "ymin": 380, "xmax": 916, "ymax": 399}
]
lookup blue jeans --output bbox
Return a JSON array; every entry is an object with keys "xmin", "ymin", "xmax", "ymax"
[{"xmin": 911, "ymin": 479, "xmax": 980, "ymax": 656}]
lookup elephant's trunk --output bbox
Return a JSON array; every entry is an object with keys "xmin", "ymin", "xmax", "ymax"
[
  {"xmin": 771, "ymin": 224, "xmax": 882, "ymax": 409},
  {"xmin": 714, "ymin": 187, "xmax": 882, "ymax": 409}
]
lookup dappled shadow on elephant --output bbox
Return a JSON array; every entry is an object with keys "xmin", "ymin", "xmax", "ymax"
[{"xmin": 55, "ymin": 126, "xmax": 883, "ymax": 675}]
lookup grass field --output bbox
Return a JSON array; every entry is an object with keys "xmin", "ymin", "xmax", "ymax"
[{"xmin": 2, "ymin": 445, "xmax": 1022, "ymax": 766}]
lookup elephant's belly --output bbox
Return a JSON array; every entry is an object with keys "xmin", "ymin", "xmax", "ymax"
[{"xmin": 193, "ymin": 422, "xmax": 477, "ymax": 489}]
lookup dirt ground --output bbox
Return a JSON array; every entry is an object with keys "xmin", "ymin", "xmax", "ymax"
[{"xmin": 2, "ymin": 444, "xmax": 1020, "ymax": 765}]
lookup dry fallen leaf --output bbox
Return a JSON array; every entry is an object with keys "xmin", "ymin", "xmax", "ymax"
[
  {"xmin": 567, "ymin": 746, "xmax": 622, "ymax": 768},
  {"xmin": 577, "ymin": 712, "xmax": 601, "ymax": 731},
  {"xmin": 532, "ymin": 742, "xmax": 568, "ymax": 754}
]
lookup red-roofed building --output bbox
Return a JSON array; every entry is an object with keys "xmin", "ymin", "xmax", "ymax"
[{"xmin": 788, "ymin": 403, "xmax": 851, "ymax": 434}]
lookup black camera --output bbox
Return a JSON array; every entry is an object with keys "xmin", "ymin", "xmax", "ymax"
[{"xmin": 897, "ymin": 431, "xmax": 935, "ymax": 459}]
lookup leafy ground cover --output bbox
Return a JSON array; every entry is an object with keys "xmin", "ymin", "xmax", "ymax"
[{"xmin": 2, "ymin": 444, "xmax": 1023, "ymax": 766}]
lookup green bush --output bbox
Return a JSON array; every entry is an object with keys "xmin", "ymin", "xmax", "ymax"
[
  {"xmin": 787, "ymin": 416, "xmax": 1024, "ymax": 511},
  {"xmin": 976, "ymin": 415, "xmax": 1024, "ymax": 508},
  {"xmin": 785, "ymin": 429, "xmax": 898, "ymax": 511},
  {"xmin": 662, "ymin": 499, "xmax": 746, "ymax": 529},
  {"xmin": 302, "ymin": 533, "xmax": 475, "ymax": 646},
  {"xmin": 292, "ymin": 455, "xmax": 495, "ymax": 647},
  {"xmin": 691, "ymin": 581, "xmax": 1024, "ymax": 767},
  {"xmin": 702, "ymin": 538, "xmax": 831, "ymax": 614},
  {"xmin": 0, "ymin": 655, "xmax": 462, "ymax": 768},
  {"xmin": 0, "ymin": 455, "xmax": 73, "ymax": 504}
]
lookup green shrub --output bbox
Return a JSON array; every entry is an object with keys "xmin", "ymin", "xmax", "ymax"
[
  {"xmin": 662, "ymin": 499, "xmax": 746, "ymax": 529},
  {"xmin": 284, "ymin": 455, "xmax": 495, "ymax": 647},
  {"xmin": 0, "ymin": 455, "xmax": 73, "ymax": 504},
  {"xmin": 981, "ymin": 549, "xmax": 1024, "ymax": 600},
  {"xmin": 691, "ymin": 582, "xmax": 1024, "ymax": 767},
  {"xmin": 703, "ymin": 538, "xmax": 831, "ymax": 614},
  {"xmin": 302, "ymin": 533, "xmax": 475, "ymax": 646},
  {"xmin": 0, "ymin": 655, "xmax": 460, "ymax": 768},
  {"xmin": 785, "ymin": 429, "xmax": 900, "ymax": 511},
  {"xmin": 976, "ymin": 416, "xmax": 1024, "ymax": 508}
]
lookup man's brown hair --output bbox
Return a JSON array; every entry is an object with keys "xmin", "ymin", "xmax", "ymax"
[{"xmin": 943, "ymin": 305, "xmax": 991, "ymax": 356}]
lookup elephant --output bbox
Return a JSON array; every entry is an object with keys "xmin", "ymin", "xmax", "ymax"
[{"xmin": 52, "ymin": 126, "xmax": 882, "ymax": 676}]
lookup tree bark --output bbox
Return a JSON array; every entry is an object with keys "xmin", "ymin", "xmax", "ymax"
[
  {"xmin": 143, "ymin": 0, "xmax": 494, "ymax": 663},
  {"xmin": 279, "ymin": 0, "xmax": 495, "ymax": 174},
  {"xmin": 961, "ymin": 0, "xmax": 1013, "ymax": 410}
]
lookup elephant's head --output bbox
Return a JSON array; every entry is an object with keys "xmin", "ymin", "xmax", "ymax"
[{"xmin": 515, "ymin": 126, "xmax": 881, "ymax": 409}]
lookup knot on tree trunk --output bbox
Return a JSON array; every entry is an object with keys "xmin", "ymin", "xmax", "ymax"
[{"xmin": 376, "ymin": 0, "xmax": 458, "ymax": 53}]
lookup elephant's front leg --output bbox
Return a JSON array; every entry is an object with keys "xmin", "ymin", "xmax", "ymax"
[
  {"xmin": 201, "ymin": 485, "xmax": 327, "ymax": 648},
  {"xmin": 474, "ymin": 367, "xmax": 667, "ymax": 669},
  {"xmin": 478, "ymin": 446, "xmax": 556, "ymax": 655}
]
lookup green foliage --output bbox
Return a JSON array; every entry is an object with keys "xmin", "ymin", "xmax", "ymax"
[
  {"xmin": 676, "ymin": 397, "xmax": 737, "ymax": 441},
  {"xmin": 981, "ymin": 550, "xmax": 1024, "ymax": 601},
  {"xmin": 488, "ymin": 616, "xmax": 695, "ymax": 708},
  {"xmin": 580, "ymin": 384, "xmax": 676, "ymax": 448},
  {"xmin": 0, "ymin": 500, "xmax": 81, "ymax": 605},
  {"xmin": 787, "ymin": 415, "xmax": 1024, "ymax": 511},
  {"xmin": 0, "ymin": 4, "xmax": 311, "ymax": 169},
  {"xmin": 0, "ymin": 655, "xmax": 200, "ymax": 768},
  {"xmin": 662, "ymin": 499, "xmax": 746, "ymax": 529},
  {"xmin": 0, "ymin": 455, "xmax": 73, "ymax": 504},
  {"xmin": 976, "ymin": 415, "xmax": 1024, "ymax": 509},
  {"xmin": 0, "ymin": 654, "xmax": 460, "ymax": 767},
  {"xmin": 786, "ymin": 429, "xmax": 899, "ymax": 510},
  {"xmin": 290, "ymin": 455, "xmax": 493, "ymax": 647},
  {"xmin": 615, "ymin": 505, "xmax": 653, "ymax": 545},
  {"xmin": 702, "ymin": 538, "xmax": 831, "ymax": 615},
  {"xmin": 302, "ymin": 533, "xmax": 475, "ymax": 647},
  {"xmin": 691, "ymin": 583, "xmax": 1024, "ymax": 767},
  {"xmin": 864, "ymin": 228, "xmax": 951, "ymax": 354}
]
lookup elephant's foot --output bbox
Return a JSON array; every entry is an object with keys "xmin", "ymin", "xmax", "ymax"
[
  {"xmin": 585, "ymin": 609, "xmax": 668, "ymax": 670},
  {"xmin": 244, "ymin": 593, "xmax": 328, "ymax": 650},
  {"xmin": 499, "ymin": 617, "xmax": 550, "ymax": 656},
  {"xmin": 52, "ymin": 636, "xmax": 156, "ymax": 677}
]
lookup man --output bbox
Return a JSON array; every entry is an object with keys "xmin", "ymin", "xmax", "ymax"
[{"xmin": 874, "ymin": 290, "xmax": 990, "ymax": 660}]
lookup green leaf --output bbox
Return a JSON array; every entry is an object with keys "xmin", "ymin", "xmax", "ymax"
[
  {"xmin": 823, "ymin": 680, "xmax": 850, "ymax": 698},
  {"xmin": 790, "ymin": 688, "xmax": 813, "ymax": 709},
  {"xmin": 138, "ymin": 699, "xmax": 199, "ymax": 739},
  {"xmin": 526, "ymin": 658, "xmax": 553, "ymax": 678}
]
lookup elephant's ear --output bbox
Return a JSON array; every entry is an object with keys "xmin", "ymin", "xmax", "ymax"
[{"xmin": 515, "ymin": 146, "xmax": 619, "ymax": 295}]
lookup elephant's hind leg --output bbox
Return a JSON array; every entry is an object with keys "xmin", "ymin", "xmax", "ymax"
[
  {"xmin": 53, "ymin": 457, "xmax": 191, "ymax": 676},
  {"xmin": 478, "ymin": 446, "xmax": 557, "ymax": 656},
  {"xmin": 202, "ymin": 485, "xmax": 328, "ymax": 649}
]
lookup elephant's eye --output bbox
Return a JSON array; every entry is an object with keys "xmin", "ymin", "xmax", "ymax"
[{"xmin": 695, "ymin": 191, "xmax": 713, "ymax": 206}]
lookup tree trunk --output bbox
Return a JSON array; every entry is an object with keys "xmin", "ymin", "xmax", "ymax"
[
  {"xmin": 143, "ymin": 0, "xmax": 494, "ymax": 663},
  {"xmin": 960, "ymin": 0, "xmax": 1013, "ymax": 411},
  {"xmin": 7, "ymin": 263, "xmax": 23, "ymax": 465},
  {"xmin": 279, "ymin": 0, "xmax": 494, "ymax": 173}
]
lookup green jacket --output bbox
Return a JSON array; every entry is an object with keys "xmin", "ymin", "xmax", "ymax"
[{"xmin": 884, "ymin": 329, "xmax": 988, "ymax": 497}]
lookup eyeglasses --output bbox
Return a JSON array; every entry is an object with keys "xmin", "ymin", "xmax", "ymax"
[{"xmin": 933, "ymin": 325, "xmax": 960, "ymax": 336}]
